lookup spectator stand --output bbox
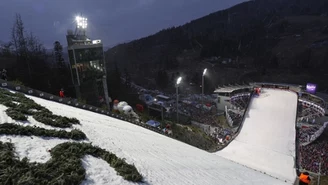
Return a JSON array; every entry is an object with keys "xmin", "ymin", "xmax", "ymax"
[
  {"xmin": 230, "ymin": 93, "xmax": 251, "ymax": 110},
  {"xmin": 299, "ymin": 140, "xmax": 328, "ymax": 176},
  {"xmin": 300, "ymin": 91, "xmax": 327, "ymax": 109},
  {"xmin": 298, "ymin": 98, "xmax": 326, "ymax": 120},
  {"xmin": 214, "ymin": 90, "xmax": 254, "ymax": 149},
  {"xmin": 214, "ymin": 84, "xmax": 252, "ymax": 111},
  {"xmin": 298, "ymin": 124, "xmax": 323, "ymax": 144},
  {"xmin": 299, "ymin": 122, "xmax": 328, "ymax": 146}
]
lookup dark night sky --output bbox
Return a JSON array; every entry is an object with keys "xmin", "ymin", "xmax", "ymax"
[{"xmin": 0, "ymin": 0, "xmax": 245, "ymax": 49}]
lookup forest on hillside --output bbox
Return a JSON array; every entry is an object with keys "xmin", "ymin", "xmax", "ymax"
[
  {"xmin": 106, "ymin": 0, "xmax": 328, "ymax": 92},
  {"xmin": 0, "ymin": 14, "xmax": 73, "ymax": 96}
]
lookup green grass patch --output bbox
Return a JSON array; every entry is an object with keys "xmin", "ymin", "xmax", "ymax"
[
  {"xmin": 0, "ymin": 89, "xmax": 80, "ymax": 128},
  {"xmin": 52, "ymin": 142, "xmax": 143, "ymax": 182},
  {"xmin": 0, "ymin": 141, "xmax": 143, "ymax": 184},
  {"xmin": 5, "ymin": 108, "xmax": 28, "ymax": 121},
  {"xmin": 33, "ymin": 112, "xmax": 79, "ymax": 128},
  {"xmin": 0, "ymin": 123, "xmax": 86, "ymax": 140}
]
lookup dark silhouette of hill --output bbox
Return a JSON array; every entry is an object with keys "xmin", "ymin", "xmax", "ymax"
[{"xmin": 105, "ymin": 0, "xmax": 328, "ymax": 91}]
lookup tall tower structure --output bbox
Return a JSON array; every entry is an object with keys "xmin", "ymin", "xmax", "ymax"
[{"xmin": 66, "ymin": 15, "xmax": 110, "ymax": 110}]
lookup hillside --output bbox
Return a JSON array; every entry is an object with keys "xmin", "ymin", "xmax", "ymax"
[
  {"xmin": 105, "ymin": 0, "xmax": 328, "ymax": 92},
  {"xmin": 0, "ymin": 88, "xmax": 292, "ymax": 185}
]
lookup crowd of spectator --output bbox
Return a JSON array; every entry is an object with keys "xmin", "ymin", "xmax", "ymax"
[
  {"xmin": 211, "ymin": 127, "xmax": 233, "ymax": 143},
  {"xmin": 230, "ymin": 94, "xmax": 250, "ymax": 110},
  {"xmin": 298, "ymin": 119, "xmax": 328, "ymax": 175},
  {"xmin": 192, "ymin": 111, "xmax": 217, "ymax": 125},
  {"xmin": 298, "ymin": 103, "xmax": 324, "ymax": 120},
  {"xmin": 227, "ymin": 110, "xmax": 243, "ymax": 127},
  {"xmin": 170, "ymin": 101, "xmax": 218, "ymax": 126},
  {"xmin": 300, "ymin": 139, "xmax": 328, "ymax": 175},
  {"xmin": 298, "ymin": 125, "xmax": 321, "ymax": 143}
]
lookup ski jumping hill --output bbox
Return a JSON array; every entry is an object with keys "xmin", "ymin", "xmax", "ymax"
[
  {"xmin": 217, "ymin": 88, "xmax": 298, "ymax": 184},
  {"xmin": 0, "ymin": 88, "xmax": 295, "ymax": 185}
]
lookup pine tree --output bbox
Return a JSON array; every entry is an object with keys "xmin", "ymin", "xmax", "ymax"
[
  {"xmin": 10, "ymin": 13, "xmax": 48, "ymax": 89},
  {"xmin": 156, "ymin": 70, "xmax": 169, "ymax": 89},
  {"xmin": 11, "ymin": 14, "xmax": 31, "ymax": 80},
  {"xmin": 53, "ymin": 41, "xmax": 64, "ymax": 64},
  {"xmin": 124, "ymin": 68, "xmax": 131, "ymax": 88}
]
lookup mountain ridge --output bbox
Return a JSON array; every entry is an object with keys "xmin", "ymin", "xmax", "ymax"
[{"xmin": 106, "ymin": 0, "xmax": 328, "ymax": 91}]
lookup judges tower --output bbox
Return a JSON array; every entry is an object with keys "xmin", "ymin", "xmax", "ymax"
[{"xmin": 66, "ymin": 15, "xmax": 110, "ymax": 109}]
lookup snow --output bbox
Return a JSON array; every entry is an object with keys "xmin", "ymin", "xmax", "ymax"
[
  {"xmin": 0, "ymin": 135, "xmax": 74, "ymax": 163},
  {"xmin": 0, "ymin": 104, "xmax": 73, "ymax": 131},
  {"xmin": 81, "ymin": 155, "xmax": 131, "ymax": 185},
  {"xmin": 217, "ymin": 89, "xmax": 297, "ymax": 183},
  {"xmin": 0, "ymin": 90, "xmax": 296, "ymax": 185},
  {"xmin": 0, "ymin": 105, "xmax": 85, "ymax": 163}
]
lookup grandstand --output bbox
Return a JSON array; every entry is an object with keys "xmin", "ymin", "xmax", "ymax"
[
  {"xmin": 298, "ymin": 125, "xmax": 322, "ymax": 144},
  {"xmin": 214, "ymin": 84, "xmax": 251, "ymax": 111},
  {"xmin": 298, "ymin": 96, "xmax": 326, "ymax": 120}
]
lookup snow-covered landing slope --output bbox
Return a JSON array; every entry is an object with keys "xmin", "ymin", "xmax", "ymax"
[
  {"xmin": 217, "ymin": 89, "xmax": 297, "ymax": 184},
  {"xmin": 11, "ymin": 94, "xmax": 292, "ymax": 185}
]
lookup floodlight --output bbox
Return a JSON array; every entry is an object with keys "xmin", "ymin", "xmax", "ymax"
[
  {"xmin": 176, "ymin": 77, "xmax": 182, "ymax": 85},
  {"xmin": 92, "ymin": 40, "xmax": 101, "ymax": 44},
  {"xmin": 203, "ymin": 68, "xmax": 207, "ymax": 76},
  {"xmin": 76, "ymin": 16, "xmax": 87, "ymax": 29}
]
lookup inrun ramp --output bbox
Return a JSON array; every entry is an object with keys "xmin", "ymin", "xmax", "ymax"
[{"xmin": 217, "ymin": 88, "xmax": 298, "ymax": 184}]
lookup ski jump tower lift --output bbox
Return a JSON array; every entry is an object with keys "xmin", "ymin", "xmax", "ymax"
[{"xmin": 66, "ymin": 15, "xmax": 110, "ymax": 110}]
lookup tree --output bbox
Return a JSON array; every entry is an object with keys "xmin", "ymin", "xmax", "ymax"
[
  {"xmin": 26, "ymin": 32, "xmax": 47, "ymax": 62},
  {"xmin": 107, "ymin": 62, "xmax": 122, "ymax": 100},
  {"xmin": 10, "ymin": 14, "xmax": 47, "ymax": 85},
  {"xmin": 11, "ymin": 13, "xmax": 31, "ymax": 81},
  {"xmin": 48, "ymin": 41, "xmax": 73, "ymax": 94},
  {"xmin": 11, "ymin": 14, "xmax": 27, "ymax": 59},
  {"xmin": 53, "ymin": 41, "xmax": 64, "ymax": 64},
  {"xmin": 191, "ymin": 72, "xmax": 200, "ymax": 85},
  {"xmin": 124, "ymin": 68, "xmax": 131, "ymax": 88},
  {"xmin": 9, "ymin": 13, "xmax": 51, "ymax": 92},
  {"xmin": 0, "ymin": 42, "xmax": 14, "ymax": 57},
  {"xmin": 162, "ymin": 70, "xmax": 169, "ymax": 89},
  {"xmin": 156, "ymin": 70, "xmax": 169, "ymax": 89}
]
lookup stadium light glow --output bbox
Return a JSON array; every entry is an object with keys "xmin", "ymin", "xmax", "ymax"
[
  {"xmin": 176, "ymin": 76, "xmax": 182, "ymax": 124},
  {"xmin": 203, "ymin": 68, "xmax": 207, "ymax": 76},
  {"xmin": 201, "ymin": 68, "xmax": 207, "ymax": 105},
  {"xmin": 76, "ymin": 16, "xmax": 87, "ymax": 29},
  {"xmin": 176, "ymin": 77, "xmax": 182, "ymax": 85}
]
